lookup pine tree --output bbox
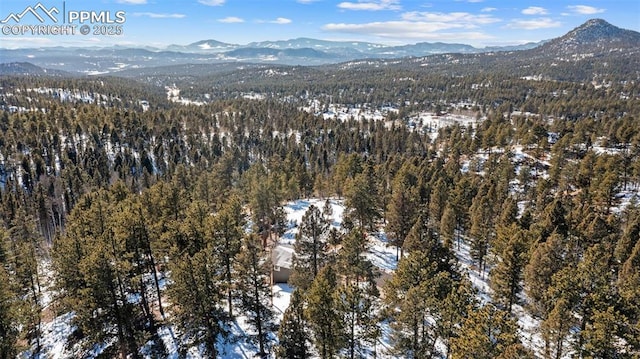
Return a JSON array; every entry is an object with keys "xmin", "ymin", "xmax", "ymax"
[
  {"xmin": 336, "ymin": 228, "xmax": 380, "ymax": 359},
  {"xmin": 541, "ymin": 298, "xmax": 573, "ymax": 359},
  {"xmin": 428, "ymin": 177, "xmax": 448, "ymax": 230},
  {"xmin": 572, "ymin": 243, "xmax": 621, "ymax": 357},
  {"xmin": 450, "ymin": 304, "xmax": 530, "ymax": 359},
  {"xmin": 437, "ymin": 277, "xmax": 476, "ymax": 357},
  {"xmin": 58, "ymin": 189, "xmax": 146, "ymax": 358},
  {"xmin": 524, "ymin": 232, "xmax": 565, "ymax": 317},
  {"xmin": 306, "ymin": 265, "xmax": 344, "ymax": 358},
  {"xmin": 386, "ymin": 164, "xmax": 418, "ymax": 260},
  {"xmin": 322, "ymin": 199, "xmax": 334, "ymax": 223},
  {"xmin": 490, "ymin": 224, "xmax": 530, "ymax": 313},
  {"xmin": 0, "ymin": 264, "xmax": 18, "ymax": 359},
  {"xmin": 236, "ymin": 234, "xmax": 277, "ymax": 357},
  {"xmin": 332, "ymin": 153, "xmax": 363, "ymax": 198},
  {"xmin": 338, "ymin": 227, "xmax": 374, "ymax": 283},
  {"xmin": 581, "ymin": 306, "xmax": 623, "ymax": 358},
  {"xmin": 246, "ymin": 164, "xmax": 285, "ymax": 240},
  {"xmin": 210, "ymin": 194, "xmax": 245, "ymax": 317},
  {"xmin": 276, "ymin": 289, "xmax": 310, "ymax": 359},
  {"xmin": 168, "ymin": 246, "xmax": 228, "ymax": 357},
  {"xmin": 8, "ymin": 207, "xmax": 44, "ymax": 355},
  {"xmin": 337, "ymin": 281, "xmax": 380, "ymax": 359},
  {"xmin": 384, "ymin": 245, "xmax": 459, "ymax": 358},
  {"xmin": 439, "ymin": 203, "xmax": 456, "ymax": 249},
  {"xmin": 344, "ymin": 163, "xmax": 380, "ymax": 232},
  {"xmin": 110, "ymin": 198, "xmax": 159, "ymax": 332},
  {"xmin": 78, "ymin": 243, "xmax": 140, "ymax": 358},
  {"xmin": 291, "ymin": 204, "xmax": 330, "ymax": 290},
  {"xmin": 617, "ymin": 240, "xmax": 640, "ymax": 349},
  {"xmin": 469, "ymin": 184, "xmax": 497, "ymax": 276}
]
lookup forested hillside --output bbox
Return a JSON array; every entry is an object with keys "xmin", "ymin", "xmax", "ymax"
[{"xmin": 1, "ymin": 20, "xmax": 640, "ymax": 359}]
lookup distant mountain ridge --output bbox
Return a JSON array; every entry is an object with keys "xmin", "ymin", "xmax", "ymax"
[
  {"xmin": 0, "ymin": 19, "xmax": 637, "ymax": 76},
  {"xmin": 0, "ymin": 62, "xmax": 69, "ymax": 76},
  {"xmin": 538, "ymin": 18, "xmax": 640, "ymax": 55}
]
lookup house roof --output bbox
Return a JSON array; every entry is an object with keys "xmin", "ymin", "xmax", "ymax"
[{"xmin": 272, "ymin": 244, "xmax": 294, "ymax": 269}]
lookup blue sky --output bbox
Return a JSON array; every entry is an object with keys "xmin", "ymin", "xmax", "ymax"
[{"xmin": 0, "ymin": 0, "xmax": 638, "ymax": 48}]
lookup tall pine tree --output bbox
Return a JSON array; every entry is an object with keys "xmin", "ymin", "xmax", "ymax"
[
  {"xmin": 306, "ymin": 265, "xmax": 344, "ymax": 358},
  {"xmin": 276, "ymin": 289, "xmax": 310, "ymax": 359},
  {"xmin": 291, "ymin": 204, "xmax": 330, "ymax": 290},
  {"xmin": 236, "ymin": 234, "xmax": 277, "ymax": 357}
]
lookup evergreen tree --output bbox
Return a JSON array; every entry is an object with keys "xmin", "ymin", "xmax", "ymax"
[
  {"xmin": 469, "ymin": 184, "xmax": 497, "ymax": 276},
  {"xmin": 344, "ymin": 163, "xmax": 380, "ymax": 232},
  {"xmin": 306, "ymin": 265, "xmax": 344, "ymax": 359},
  {"xmin": 490, "ymin": 224, "xmax": 530, "ymax": 313},
  {"xmin": 439, "ymin": 203, "xmax": 456, "ymax": 249},
  {"xmin": 236, "ymin": 234, "xmax": 277, "ymax": 357},
  {"xmin": 617, "ymin": 240, "xmax": 640, "ymax": 350},
  {"xmin": 246, "ymin": 165, "xmax": 286, "ymax": 241},
  {"xmin": 581, "ymin": 306, "xmax": 624, "ymax": 358},
  {"xmin": 322, "ymin": 199, "xmax": 334, "ymax": 223},
  {"xmin": 338, "ymin": 227, "xmax": 375, "ymax": 283},
  {"xmin": 168, "ymin": 247, "xmax": 228, "ymax": 357},
  {"xmin": 79, "ymin": 243, "xmax": 141, "ymax": 358},
  {"xmin": 9, "ymin": 208, "xmax": 44, "ymax": 355},
  {"xmin": 384, "ymin": 243, "xmax": 460, "ymax": 358},
  {"xmin": 336, "ymin": 228, "xmax": 380, "ymax": 359},
  {"xmin": 210, "ymin": 194, "xmax": 245, "ymax": 317},
  {"xmin": 524, "ymin": 232, "xmax": 565, "ymax": 317},
  {"xmin": 386, "ymin": 166, "xmax": 419, "ymax": 260},
  {"xmin": 337, "ymin": 281, "xmax": 380, "ymax": 359},
  {"xmin": 573, "ymin": 243, "xmax": 622, "ymax": 357},
  {"xmin": 291, "ymin": 204, "xmax": 330, "ymax": 290},
  {"xmin": 541, "ymin": 298, "xmax": 573, "ymax": 359},
  {"xmin": 276, "ymin": 289, "xmax": 310, "ymax": 359},
  {"xmin": 0, "ymin": 264, "xmax": 18, "ymax": 359},
  {"xmin": 437, "ymin": 277, "xmax": 476, "ymax": 357},
  {"xmin": 110, "ymin": 198, "xmax": 160, "ymax": 332},
  {"xmin": 450, "ymin": 304, "xmax": 531, "ymax": 359}
]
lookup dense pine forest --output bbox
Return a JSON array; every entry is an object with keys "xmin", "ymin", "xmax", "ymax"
[{"xmin": 2, "ymin": 21, "xmax": 640, "ymax": 359}]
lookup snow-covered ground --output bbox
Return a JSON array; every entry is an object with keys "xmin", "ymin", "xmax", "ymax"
[
  {"xmin": 166, "ymin": 86, "xmax": 206, "ymax": 106},
  {"xmin": 299, "ymin": 102, "xmax": 399, "ymax": 122},
  {"xmin": 25, "ymin": 195, "xmax": 593, "ymax": 358},
  {"xmin": 407, "ymin": 111, "xmax": 480, "ymax": 141}
]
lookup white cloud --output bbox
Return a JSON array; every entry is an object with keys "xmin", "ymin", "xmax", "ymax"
[
  {"xmin": 269, "ymin": 17, "xmax": 292, "ymax": 24},
  {"xmin": 117, "ymin": 0, "xmax": 147, "ymax": 4},
  {"xmin": 323, "ymin": 10, "xmax": 501, "ymax": 42},
  {"xmin": 218, "ymin": 16, "xmax": 244, "ymax": 23},
  {"xmin": 481, "ymin": 7, "xmax": 497, "ymax": 12},
  {"xmin": 132, "ymin": 12, "xmax": 186, "ymax": 18},
  {"xmin": 566, "ymin": 5, "xmax": 605, "ymax": 15},
  {"xmin": 506, "ymin": 17, "xmax": 562, "ymax": 30},
  {"xmin": 338, "ymin": 0, "xmax": 401, "ymax": 11},
  {"xmin": 198, "ymin": 0, "xmax": 225, "ymax": 6},
  {"xmin": 323, "ymin": 21, "xmax": 494, "ymax": 41},
  {"xmin": 401, "ymin": 11, "xmax": 500, "ymax": 26},
  {"xmin": 522, "ymin": 6, "xmax": 548, "ymax": 15}
]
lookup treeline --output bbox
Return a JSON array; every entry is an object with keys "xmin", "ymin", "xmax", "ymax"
[
  {"xmin": 0, "ymin": 74, "xmax": 639, "ymax": 357},
  {"xmin": 171, "ymin": 67, "xmax": 639, "ymax": 120}
]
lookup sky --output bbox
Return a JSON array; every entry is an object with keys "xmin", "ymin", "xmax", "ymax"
[{"xmin": 0, "ymin": 0, "xmax": 638, "ymax": 49}]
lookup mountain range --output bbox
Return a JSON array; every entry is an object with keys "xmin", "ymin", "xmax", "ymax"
[{"xmin": 0, "ymin": 19, "xmax": 638, "ymax": 79}]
